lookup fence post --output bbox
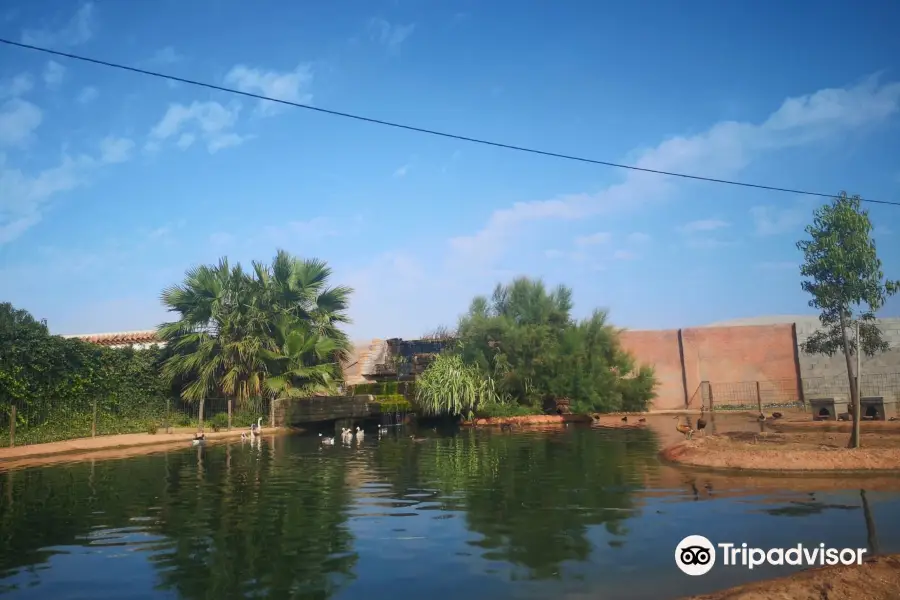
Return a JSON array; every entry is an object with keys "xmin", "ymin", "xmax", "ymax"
[
  {"xmin": 92, "ymin": 398, "xmax": 98, "ymax": 438},
  {"xmin": 756, "ymin": 381, "xmax": 762, "ymax": 414},
  {"xmin": 166, "ymin": 398, "xmax": 171, "ymax": 434},
  {"xmin": 708, "ymin": 384, "xmax": 715, "ymax": 413},
  {"xmin": 270, "ymin": 399, "xmax": 276, "ymax": 429},
  {"xmin": 227, "ymin": 398, "xmax": 233, "ymax": 431},
  {"xmin": 9, "ymin": 405, "xmax": 16, "ymax": 448}
]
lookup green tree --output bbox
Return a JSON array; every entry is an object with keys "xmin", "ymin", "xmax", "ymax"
[
  {"xmin": 450, "ymin": 277, "xmax": 656, "ymax": 414},
  {"xmin": 797, "ymin": 192, "xmax": 899, "ymax": 448},
  {"xmin": 158, "ymin": 250, "xmax": 353, "ymax": 430}
]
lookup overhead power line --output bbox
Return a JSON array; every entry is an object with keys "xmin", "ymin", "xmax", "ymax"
[{"xmin": 2, "ymin": 37, "xmax": 898, "ymax": 208}]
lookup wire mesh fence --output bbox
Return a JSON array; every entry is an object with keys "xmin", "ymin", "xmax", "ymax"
[
  {"xmin": 688, "ymin": 372, "xmax": 900, "ymax": 412},
  {"xmin": 0, "ymin": 396, "xmax": 273, "ymax": 448}
]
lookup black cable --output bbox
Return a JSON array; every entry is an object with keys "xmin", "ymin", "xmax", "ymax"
[{"xmin": 2, "ymin": 37, "xmax": 898, "ymax": 208}]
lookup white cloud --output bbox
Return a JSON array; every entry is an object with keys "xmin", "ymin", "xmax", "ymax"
[
  {"xmin": 0, "ymin": 73, "xmax": 34, "ymax": 99},
  {"xmin": 42, "ymin": 61, "xmax": 66, "ymax": 89},
  {"xmin": 367, "ymin": 18, "xmax": 415, "ymax": 51},
  {"xmin": 449, "ymin": 76, "xmax": 900, "ymax": 265},
  {"xmin": 175, "ymin": 133, "xmax": 195, "ymax": 150},
  {"xmin": 76, "ymin": 86, "xmax": 98, "ymax": 104},
  {"xmin": 750, "ymin": 202, "xmax": 811, "ymax": 236},
  {"xmin": 0, "ymin": 99, "xmax": 42, "ymax": 146},
  {"xmin": 574, "ymin": 231, "xmax": 611, "ymax": 246},
  {"xmin": 21, "ymin": 2, "xmax": 95, "ymax": 48},
  {"xmin": 393, "ymin": 164, "xmax": 409, "ymax": 178},
  {"xmin": 148, "ymin": 100, "xmax": 251, "ymax": 153},
  {"xmin": 0, "ymin": 130, "xmax": 135, "ymax": 244},
  {"xmin": 99, "ymin": 136, "xmax": 134, "ymax": 163},
  {"xmin": 677, "ymin": 218, "xmax": 729, "ymax": 234},
  {"xmin": 224, "ymin": 64, "xmax": 313, "ymax": 116},
  {"xmin": 544, "ymin": 249, "xmax": 565, "ymax": 259}
]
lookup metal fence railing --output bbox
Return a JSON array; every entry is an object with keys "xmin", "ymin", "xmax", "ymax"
[
  {"xmin": 687, "ymin": 372, "xmax": 900, "ymax": 412},
  {"xmin": 0, "ymin": 396, "xmax": 273, "ymax": 449}
]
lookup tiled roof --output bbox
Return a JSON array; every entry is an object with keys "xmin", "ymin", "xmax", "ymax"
[{"xmin": 63, "ymin": 330, "xmax": 162, "ymax": 347}]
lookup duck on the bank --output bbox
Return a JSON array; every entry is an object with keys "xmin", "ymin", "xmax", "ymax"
[
  {"xmin": 673, "ymin": 417, "xmax": 694, "ymax": 440},
  {"xmin": 319, "ymin": 433, "xmax": 335, "ymax": 445},
  {"xmin": 638, "ymin": 417, "xmax": 646, "ymax": 423},
  {"xmin": 696, "ymin": 408, "xmax": 707, "ymax": 436},
  {"xmin": 771, "ymin": 412, "xmax": 783, "ymax": 419},
  {"xmin": 757, "ymin": 413, "xmax": 767, "ymax": 423},
  {"xmin": 192, "ymin": 432, "xmax": 206, "ymax": 446},
  {"xmin": 621, "ymin": 416, "xmax": 628, "ymax": 422}
]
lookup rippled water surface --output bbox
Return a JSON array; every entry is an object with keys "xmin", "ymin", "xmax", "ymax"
[{"xmin": 2, "ymin": 421, "xmax": 900, "ymax": 599}]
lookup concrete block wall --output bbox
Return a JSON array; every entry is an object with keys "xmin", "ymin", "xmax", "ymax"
[{"xmin": 795, "ymin": 316, "xmax": 900, "ymax": 398}]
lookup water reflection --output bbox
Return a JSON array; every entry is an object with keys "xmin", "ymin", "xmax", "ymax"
[{"xmin": 0, "ymin": 422, "xmax": 899, "ymax": 600}]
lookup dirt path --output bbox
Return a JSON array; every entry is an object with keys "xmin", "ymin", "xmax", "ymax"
[
  {"xmin": 682, "ymin": 553, "xmax": 900, "ymax": 599},
  {"xmin": 0, "ymin": 428, "xmax": 288, "ymax": 470},
  {"xmin": 662, "ymin": 430, "xmax": 900, "ymax": 472}
]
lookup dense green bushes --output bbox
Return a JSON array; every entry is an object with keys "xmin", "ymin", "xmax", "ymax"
[
  {"xmin": 0, "ymin": 303, "xmax": 171, "ymax": 445},
  {"xmin": 416, "ymin": 277, "xmax": 658, "ymax": 417}
]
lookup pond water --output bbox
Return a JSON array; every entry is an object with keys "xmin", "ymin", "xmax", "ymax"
[{"xmin": 1, "ymin": 419, "xmax": 899, "ymax": 600}]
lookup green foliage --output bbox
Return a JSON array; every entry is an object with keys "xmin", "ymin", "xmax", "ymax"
[
  {"xmin": 158, "ymin": 250, "xmax": 353, "ymax": 421},
  {"xmin": 797, "ymin": 191, "xmax": 899, "ymax": 449},
  {"xmin": 414, "ymin": 353, "xmax": 501, "ymax": 417},
  {"xmin": 452, "ymin": 277, "xmax": 658, "ymax": 413},
  {"xmin": 797, "ymin": 192, "xmax": 899, "ymax": 358},
  {"xmin": 0, "ymin": 303, "xmax": 171, "ymax": 446}
]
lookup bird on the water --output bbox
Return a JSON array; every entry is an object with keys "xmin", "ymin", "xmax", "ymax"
[
  {"xmin": 319, "ymin": 433, "xmax": 335, "ymax": 445},
  {"xmin": 192, "ymin": 432, "xmax": 206, "ymax": 446},
  {"xmin": 250, "ymin": 417, "xmax": 262, "ymax": 437}
]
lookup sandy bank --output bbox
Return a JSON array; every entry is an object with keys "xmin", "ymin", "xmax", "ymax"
[
  {"xmin": 0, "ymin": 428, "xmax": 289, "ymax": 470},
  {"xmin": 464, "ymin": 414, "xmax": 594, "ymax": 427},
  {"xmin": 661, "ymin": 430, "xmax": 900, "ymax": 473},
  {"xmin": 682, "ymin": 553, "xmax": 900, "ymax": 599}
]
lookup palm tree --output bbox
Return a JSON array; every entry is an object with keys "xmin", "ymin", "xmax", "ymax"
[
  {"xmin": 158, "ymin": 251, "xmax": 353, "ymax": 429},
  {"xmin": 260, "ymin": 316, "xmax": 343, "ymax": 399}
]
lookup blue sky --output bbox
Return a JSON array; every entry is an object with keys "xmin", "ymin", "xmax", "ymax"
[{"xmin": 1, "ymin": 0, "xmax": 899, "ymax": 341}]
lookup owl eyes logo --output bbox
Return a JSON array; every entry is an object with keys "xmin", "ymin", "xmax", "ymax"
[{"xmin": 675, "ymin": 535, "xmax": 716, "ymax": 576}]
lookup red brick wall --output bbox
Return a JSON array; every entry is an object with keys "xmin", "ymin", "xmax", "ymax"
[
  {"xmin": 619, "ymin": 330, "xmax": 685, "ymax": 410},
  {"xmin": 620, "ymin": 324, "xmax": 800, "ymax": 411},
  {"xmin": 681, "ymin": 324, "xmax": 799, "ymax": 405}
]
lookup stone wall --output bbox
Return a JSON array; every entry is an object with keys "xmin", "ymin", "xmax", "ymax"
[{"xmin": 275, "ymin": 395, "xmax": 379, "ymax": 426}]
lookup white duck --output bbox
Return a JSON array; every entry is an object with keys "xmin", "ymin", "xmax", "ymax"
[
  {"xmin": 250, "ymin": 417, "xmax": 262, "ymax": 438},
  {"xmin": 355, "ymin": 426, "xmax": 364, "ymax": 442},
  {"xmin": 341, "ymin": 427, "xmax": 353, "ymax": 444},
  {"xmin": 319, "ymin": 433, "xmax": 335, "ymax": 445},
  {"xmin": 192, "ymin": 432, "xmax": 206, "ymax": 446}
]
